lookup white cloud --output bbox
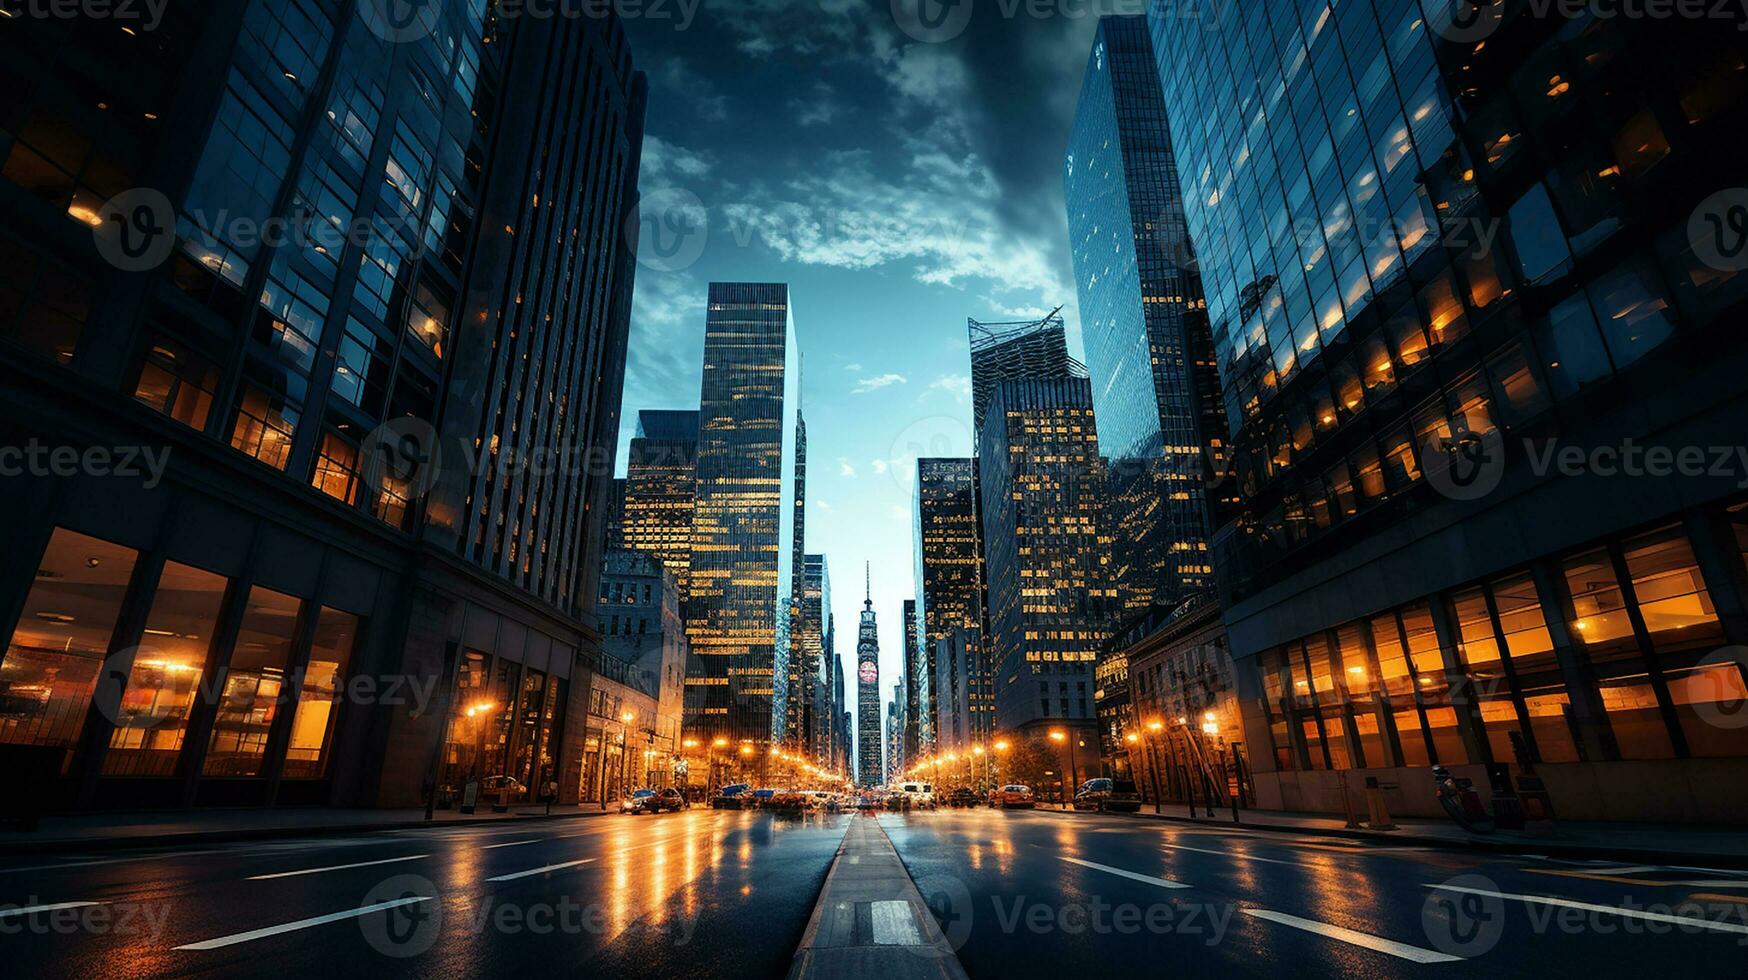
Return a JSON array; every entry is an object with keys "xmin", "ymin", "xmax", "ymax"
[
  {"xmin": 814, "ymin": 499, "xmax": 834, "ymax": 511},
  {"xmin": 843, "ymin": 362, "xmax": 864, "ymax": 372},
  {"xmin": 640, "ymin": 136, "xmax": 715, "ymax": 183},
  {"xmin": 851, "ymin": 373, "xmax": 908, "ymax": 394},
  {"xmin": 870, "ymin": 459, "xmax": 889, "ymax": 475},
  {"xmin": 929, "ymin": 374, "xmax": 972, "ymax": 402},
  {"xmin": 838, "ymin": 458, "xmax": 857, "ymax": 478}
]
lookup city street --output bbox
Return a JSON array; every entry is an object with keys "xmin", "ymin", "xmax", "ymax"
[
  {"xmin": 5, "ymin": 807, "xmax": 1746, "ymax": 977},
  {"xmin": 0, "ymin": 809, "xmax": 850, "ymax": 979},
  {"xmin": 887, "ymin": 809, "xmax": 1748, "ymax": 978}
]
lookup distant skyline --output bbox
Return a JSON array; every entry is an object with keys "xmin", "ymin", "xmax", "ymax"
[{"xmin": 617, "ymin": 5, "xmax": 1106, "ymax": 727}]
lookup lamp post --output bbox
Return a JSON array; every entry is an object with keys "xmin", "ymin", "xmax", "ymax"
[
  {"xmin": 1048, "ymin": 730, "xmax": 1069, "ymax": 808},
  {"xmin": 972, "ymin": 744, "xmax": 986, "ymax": 792},
  {"xmin": 1145, "ymin": 719, "xmax": 1165, "ymax": 814},
  {"xmin": 712, "ymin": 736, "xmax": 728, "ymax": 792}
]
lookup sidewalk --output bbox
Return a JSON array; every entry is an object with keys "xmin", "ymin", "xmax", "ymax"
[
  {"xmin": 1098, "ymin": 803, "xmax": 1748, "ymax": 867},
  {"xmin": 788, "ymin": 813, "xmax": 966, "ymax": 980},
  {"xmin": 0, "ymin": 803, "xmax": 616, "ymax": 856}
]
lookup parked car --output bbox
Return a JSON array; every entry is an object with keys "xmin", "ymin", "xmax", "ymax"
[
  {"xmin": 711, "ymin": 783, "xmax": 752, "ymax": 809},
  {"xmin": 620, "ymin": 788, "xmax": 658, "ymax": 814},
  {"xmin": 748, "ymin": 788, "xmax": 777, "ymax": 809},
  {"xmin": 480, "ymin": 775, "xmax": 525, "ymax": 804},
  {"xmin": 884, "ymin": 792, "xmax": 909, "ymax": 811},
  {"xmin": 1073, "ymin": 778, "xmax": 1143, "ymax": 813},
  {"xmin": 856, "ymin": 793, "xmax": 882, "ymax": 811},
  {"xmin": 996, "ymin": 784, "xmax": 1036, "ymax": 809},
  {"xmin": 946, "ymin": 787, "xmax": 980, "ymax": 808},
  {"xmin": 768, "ymin": 789, "xmax": 810, "ymax": 812}
]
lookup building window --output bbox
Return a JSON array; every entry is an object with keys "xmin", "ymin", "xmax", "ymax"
[
  {"xmin": 1490, "ymin": 571, "xmax": 1579, "ymax": 764},
  {"xmin": 282, "ymin": 608, "xmax": 357, "ymax": 779},
  {"xmin": 0, "ymin": 234, "xmax": 91, "ymax": 365},
  {"xmin": 203, "ymin": 586, "xmax": 301, "ymax": 776},
  {"xmin": 132, "ymin": 336, "xmax": 219, "ymax": 431},
  {"xmin": 312, "ymin": 430, "xmax": 361, "ymax": 506},
  {"xmin": 230, "ymin": 383, "xmax": 298, "ymax": 470},
  {"xmin": 1563, "ymin": 548, "xmax": 1675, "ymax": 759},
  {"xmin": 0, "ymin": 530, "xmax": 138, "ymax": 753},
  {"xmin": 104, "ymin": 562, "xmax": 229, "ymax": 776}
]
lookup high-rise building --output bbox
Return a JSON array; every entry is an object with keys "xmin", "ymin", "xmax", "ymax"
[
  {"xmin": 604, "ymin": 478, "xmax": 629, "ymax": 553},
  {"xmin": 932, "ymin": 627, "xmax": 985, "ymax": 755},
  {"xmin": 622, "ymin": 409, "xmax": 700, "ymax": 598},
  {"xmin": 783, "ymin": 413, "xmax": 809, "ymax": 747},
  {"xmin": 799, "ymin": 554, "xmax": 833, "ymax": 763},
  {"xmin": 1067, "ymin": 16, "xmax": 1230, "ymax": 617},
  {"xmin": 900, "ymin": 597, "xmax": 921, "ymax": 759},
  {"xmin": 913, "ymin": 458, "xmax": 985, "ymax": 752},
  {"xmin": 1148, "ymin": 3, "xmax": 1748, "ymax": 821},
  {"xmin": 0, "ymin": 2, "xmax": 645, "ymax": 810},
  {"xmin": 596, "ymin": 550, "xmax": 689, "ymax": 796},
  {"xmin": 685, "ymin": 282, "xmax": 802, "ymax": 747},
  {"xmin": 856, "ymin": 566, "xmax": 883, "ymax": 787},
  {"xmin": 977, "ymin": 379, "xmax": 1117, "ymax": 737},
  {"xmin": 967, "ymin": 312, "xmax": 1084, "ymax": 433},
  {"xmin": 886, "ymin": 683, "xmax": 905, "ymax": 785}
]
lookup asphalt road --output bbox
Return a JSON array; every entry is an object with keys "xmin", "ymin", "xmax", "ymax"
[
  {"xmin": 0, "ymin": 809, "xmax": 850, "ymax": 979},
  {"xmin": 5, "ymin": 807, "xmax": 1745, "ymax": 978},
  {"xmin": 884, "ymin": 808, "xmax": 1748, "ymax": 978}
]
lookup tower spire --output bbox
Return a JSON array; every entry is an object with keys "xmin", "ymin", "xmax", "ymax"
[{"xmin": 864, "ymin": 562, "xmax": 871, "ymax": 607}]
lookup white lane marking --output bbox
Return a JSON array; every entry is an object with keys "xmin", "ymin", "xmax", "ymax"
[
  {"xmin": 870, "ymin": 900, "xmax": 923, "ymax": 945},
  {"xmin": 485, "ymin": 858, "xmax": 595, "ymax": 882},
  {"xmin": 0, "ymin": 901, "xmax": 102, "ymax": 918},
  {"xmin": 1061, "ymin": 856, "xmax": 1191, "ymax": 889},
  {"xmin": 1158, "ymin": 843, "xmax": 1298, "ymax": 866},
  {"xmin": 246, "ymin": 854, "xmax": 429, "ymax": 880},
  {"xmin": 482, "ymin": 839, "xmax": 541, "ymax": 850},
  {"xmin": 1242, "ymin": 909, "xmax": 1462, "ymax": 963},
  {"xmin": 1425, "ymin": 884, "xmax": 1748, "ymax": 936},
  {"xmin": 175, "ymin": 897, "xmax": 433, "ymax": 951}
]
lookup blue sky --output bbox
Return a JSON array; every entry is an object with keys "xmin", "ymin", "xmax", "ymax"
[{"xmin": 618, "ymin": 2, "xmax": 1110, "ymax": 727}]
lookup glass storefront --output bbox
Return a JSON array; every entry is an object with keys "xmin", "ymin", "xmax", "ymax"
[
  {"xmin": 1255, "ymin": 512, "xmax": 1748, "ymax": 772},
  {"xmin": 104, "ymin": 561, "xmax": 228, "ymax": 776}
]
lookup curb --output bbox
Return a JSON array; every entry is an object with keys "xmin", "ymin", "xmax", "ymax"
[
  {"xmin": 1110, "ymin": 808, "xmax": 1748, "ymax": 870},
  {"xmin": 0, "ymin": 807, "xmax": 617, "ymax": 857}
]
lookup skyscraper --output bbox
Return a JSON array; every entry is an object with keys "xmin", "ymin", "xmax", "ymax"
[
  {"xmin": 977, "ymin": 378, "xmax": 1116, "ymax": 736},
  {"xmin": 622, "ymin": 409, "xmax": 700, "ymax": 599},
  {"xmin": 783, "ymin": 414, "xmax": 809, "ymax": 747},
  {"xmin": 799, "ymin": 554, "xmax": 833, "ymax": 763},
  {"xmin": 913, "ymin": 458, "xmax": 985, "ymax": 752},
  {"xmin": 685, "ymin": 282, "xmax": 802, "ymax": 747},
  {"xmin": 856, "ymin": 566, "xmax": 883, "ymax": 787},
  {"xmin": 967, "ymin": 312, "xmax": 1084, "ymax": 433},
  {"xmin": 1067, "ymin": 15, "xmax": 1229, "ymax": 616},
  {"xmin": 1147, "ymin": 2, "xmax": 1748, "ymax": 820},
  {"xmin": 0, "ymin": 2, "xmax": 645, "ymax": 810},
  {"xmin": 901, "ymin": 597, "xmax": 922, "ymax": 759}
]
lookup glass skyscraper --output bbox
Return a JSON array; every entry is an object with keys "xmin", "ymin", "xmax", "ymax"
[
  {"xmin": 686, "ymin": 282, "xmax": 802, "ymax": 747},
  {"xmin": 913, "ymin": 457, "xmax": 984, "ymax": 752},
  {"xmin": 1067, "ymin": 15, "xmax": 1229, "ymax": 616},
  {"xmin": 0, "ymin": 1, "xmax": 645, "ymax": 811},
  {"xmin": 623, "ymin": 409, "xmax": 700, "ymax": 600},
  {"xmin": 1149, "ymin": 0, "xmax": 1748, "ymax": 820},
  {"xmin": 977, "ymin": 378, "xmax": 1117, "ymax": 735},
  {"xmin": 801, "ymin": 554, "xmax": 833, "ymax": 764},
  {"xmin": 967, "ymin": 312, "xmax": 1084, "ymax": 433}
]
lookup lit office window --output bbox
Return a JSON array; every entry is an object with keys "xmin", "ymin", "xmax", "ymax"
[
  {"xmin": 104, "ymin": 562, "xmax": 228, "ymax": 776},
  {"xmin": 282, "ymin": 608, "xmax": 357, "ymax": 779},
  {"xmin": 203, "ymin": 586, "xmax": 301, "ymax": 776},
  {"xmin": 0, "ymin": 530, "xmax": 138, "ymax": 752}
]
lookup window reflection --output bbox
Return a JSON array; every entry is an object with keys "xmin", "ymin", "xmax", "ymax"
[
  {"xmin": 203, "ymin": 586, "xmax": 300, "ymax": 776},
  {"xmin": 104, "ymin": 562, "xmax": 228, "ymax": 776},
  {"xmin": 283, "ymin": 608, "xmax": 357, "ymax": 779},
  {"xmin": 0, "ymin": 530, "xmax": 138, "ymax": 754}
]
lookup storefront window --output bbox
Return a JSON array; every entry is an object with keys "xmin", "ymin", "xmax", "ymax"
[
  {"xmin": 104, "ymin": 562, "xmax": 228, "ymax": 776},
  {"xmin": 511, "ymin": 668, "xmax": 546, "ymax": 789},
  {"xmin": 1453, "ymin": 587, "xmax": 1523, "ymax": 764},
  {"xmin": 1623, "ymin": 526, "xmax": 1722, "ymax": 654},
  {"xmin": 1490, "ymin": 572, "xmax": 1578, "ymax": 763},
  {"xmin": 1402, "ymin": 603, "xmax": 1467, "ymax": 764},
  {"xmin": 0, "ymin": 530, "xmax": 138, "ymax": 753},
  {"xmin": 282, "ymin": 608, "xmax": 357, "ymax": 779},
  {"xmin": 440, "ymin": 650, "xmax": 490, "ymax": 800},
  {"xmin": 1664, "ymin": 659, "xmax": 1748, "ymax": 758},
  {"xmin": 1564, "ymin": 548, "xmax": 1676, "ymax": 758},
  {"xmin": 204, "ymin": 586, "xmax": 300, "ymax": 776}
]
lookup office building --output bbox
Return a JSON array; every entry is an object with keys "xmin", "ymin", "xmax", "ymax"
[
  {"xmin": 1149, "ymin": 2, "xmax": 1748, "ymax": 820},
  {"xmin": 622, "ymin": 409, "xmax": 699, "ymax": 599},
  {"xmin": 967, "ymin": 312, "xmax": 1083, "ymax": 433},
  {"xmin": 976, "ymin": 379, "xmax": 1117, "ymax": 738},
  {"xmin": 1067, "ymin": 16, "xmax": 1230, "ymax": 616},
  {"xmin": 684, "ymin": 282, "xmax": 802, "ymax": 747},
  {"xmin": 0, "ymin": 2, "xmax": 645, "ymax": 811},
  {"xmin": 913, "ymin": 458, "xmax": 984, "ymax": 752},
  {"xmin": 594, "ymin": 550, "xmax": 689, "ymax": 799},
  {"xmin": 797, "ymin": 554, "xmax": 833, "ymax": 763}
]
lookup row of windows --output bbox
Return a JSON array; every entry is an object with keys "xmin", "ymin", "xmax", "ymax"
[{"xmin": 1257, "ymin": 508, "xmax": 1748, "ymax": 773}]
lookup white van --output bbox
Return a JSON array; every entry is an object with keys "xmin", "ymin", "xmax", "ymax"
[{"xmin": 899, "ymin": 781, "xmax": 937, "ymax": 809}]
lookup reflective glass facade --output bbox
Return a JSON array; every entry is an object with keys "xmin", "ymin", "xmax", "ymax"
[
  {"xmin": 977, "ymin": 378, "xmax": 1118, "ymax": 733},
  {"xmin": 624, "ymin": 410, "xmax": 700, "ymax": 599},
  {"xmin": 1067, "ymin": 15, "xmax": 1229, "ymax": 614},
  {"xmin": 686, "ymin": 282, "xmax": 802, "ymax": 745},
  {"xmin": 801, "ymin": 554, "xmax": 833, "ymax": 764},
  {"xmin": 913, "ymin": 457, "xmax": 984, "ymax": 751}
]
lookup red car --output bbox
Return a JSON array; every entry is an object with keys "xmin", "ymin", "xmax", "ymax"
[{"xmin": 996, "ymin": 784, "xmax": 1036, "ymax": 809}]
